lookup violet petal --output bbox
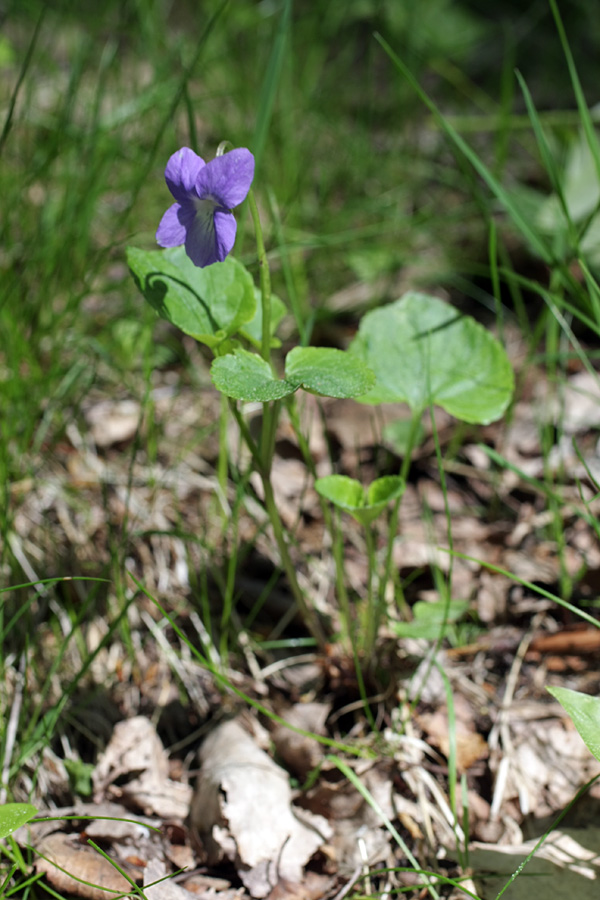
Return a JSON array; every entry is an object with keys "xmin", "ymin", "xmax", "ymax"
[
  {"xmin": 195, "ymin": 148, "xmax": 255, "ymax": 209},
  {"xmin": 213, "ymin": 210, "xmax": 237, "ymax": 262},
  {"xmin": 165, "ymin": 147, "xmax": 205, "ymax": 202},
  {"xmin": 156, "ymin": 203, "xmax": 187, "ymax": 248},
  {"xmin": 184, "ymin": 204, "xmax": 219, "ymax": 267}
]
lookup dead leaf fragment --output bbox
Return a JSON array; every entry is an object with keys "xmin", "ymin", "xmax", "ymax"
[
  {"xmin": 190, "ymin": 719, "xmax": 331, "ymax": 898},
  {"xmin": 36, "ymin": 832, "xmax": 138, "ymax": 900},
  {"xmin": 93, "ymin": 716, "xmax": 192, "ymax": 818},
  {"xmin": 417, "ymin": 702, "xmax": 489, "ymax": 773},
  {"xmin": 271, "ymin": 702, "xmax": 330, "ymax": 778}
]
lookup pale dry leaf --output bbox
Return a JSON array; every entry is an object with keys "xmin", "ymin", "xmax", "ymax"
[
  {"xmin": 93, "ymin": 716, "xmax": 192, "ymax": 818},
  {"xmin": 35, "ymin": 832, "xmax": 139, "ymax": 900},
  {"xmin": 190, "ymin": 719, "xmax": 332, "ymax": 898},
  {"xmin": 13, "ymin": 801, "xmax": 153, "ymax": 848},
  {"xmin": 492, "ymin": 716, "xmax": 600, "ymax": 819},
  {"xmin": 84, "ymin": 399, "xmax": 141, "ymax": 447}
]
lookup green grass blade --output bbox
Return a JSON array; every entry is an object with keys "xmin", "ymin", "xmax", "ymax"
[
  {"xmin": 0, "ymin": 9, "xmax": 44, "ymax": 155},
  {"xmin": 374, "ymin": 33, "xmax": 553, "ymax": 264},
  {"xmin": 549, "ymin": 0, "xmax": 600, "ymax": 185},
  {"xmin": 515, "ymin": 69, "xmax": 574, "ymax": 242},
  {"xmin": 252, "ymin": 0, "xmax": 292, "ymax": 173}
]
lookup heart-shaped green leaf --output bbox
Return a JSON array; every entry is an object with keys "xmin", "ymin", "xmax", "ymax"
[
  {"xmin": 350, "ymin": 293, "xmax": 514, "ymax": 424},
  {"xmin": 285, "ymin": 347, "xmax": 376, "ymax": 399},
  {"xmin": 547, "ymin": 685, "xmax": 600, "ymax": 762},
  {"xmin": 127, "ymin": 246, "xmax": 256, "ymax": 348},
  {"xmin": 0, "ymin": 803, "xmax": 37, "ymax": 839},
  {"xmin": 211, "ymin": 349, "xmax": 298, "ymax": 401},
  {"xmin": 315, "ymin": 474, "xmax": 404, "ymax": 525},
  {"xmin": 239, "ymin": 287, "xmax": 287, "ymax": 348}
]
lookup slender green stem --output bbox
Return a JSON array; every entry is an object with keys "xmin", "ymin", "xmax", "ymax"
[
  {"xmin": 247, "ymin": 188, "xmax": 272, "ymax": 365},
  {"xmin": 363, "ymin": 524, "xmax": 377, "ymax": 654},
  {"xmin": 220, "ymin": 494, "xmax": 240, "ymax": 664},
  {"xmin": 246, "ymin": 187, "xmax": 324, "ymax": 647},
  {"xmin": 430, "ymin": 404, "xmax": 453, "ymax": 604},
  {"xmin": 331, "ymin": 508, "xmax": 352, "ymax": 649},
  {"xmin": 285, "ymin": 396, "xmax": 348, "ymax": 644},
  {"xmin": 217, "ymin": 391, "xmax": 229, "ymax": 516},
  {"xmin": 261, "ymin": 474, "xmax": 327, "ymax": 650},
  {"xmin": 380, "ymin": 410, "xmax": 422, "ymax": 612}
]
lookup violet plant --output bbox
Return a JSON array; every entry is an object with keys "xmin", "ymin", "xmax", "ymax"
[{"xmin": 128, "ymin": 142, "xmax": 514, "ymax": 659}]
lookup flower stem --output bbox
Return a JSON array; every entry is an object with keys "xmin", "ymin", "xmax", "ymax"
[
  {"xmin": 217, "ymin": 391, "xmax": 229, "ymax": 517},
  {"xmin": 247, "ymin": 188, "xmax": 272, "ymax": 365},
  {"xmin": 239, "ymin": 197, "xmax": 325, "ymax": 648}
]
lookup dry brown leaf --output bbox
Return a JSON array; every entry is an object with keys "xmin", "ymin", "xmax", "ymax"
[
  {"xmin": 271, "ymin": 702, "xmax": 330, "ymax": 778},
  {"xmin": 190, "ymin": 719, "xmax": 331, "ymax": 898},
  {"xmin": 93, "ymin": 716, "xmax": 192, "ymax": 818},
  {"xmin": 265, "ymin": 871, "xmax": 333, "ymax": 900},
  {"xmin": 417, "ymin": 699, "xmax": 489, "ymax": 773},
  {"xmin": 35, "ymin": 832, "xmax": 139, "ymax": 900}
]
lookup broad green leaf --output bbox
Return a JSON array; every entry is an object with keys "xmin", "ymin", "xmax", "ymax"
[
  {"xmin": 285, "ymin": 347, "xmax": 375, "ymax": 399},
  {"xmin": 547, "ymin": 685, "xmax": 600, "ymax": 762},
  {"xmin": 350, "ymin": 293, "xmax": 513, "ymax": 424},
  {"xmin": 315, "ymin": 474, "xmax": 404, "ymax": 525},
  {"xmin": 392, "ymin": 599, "xmax": 469, "ymax": 640},
  {"xmin": 211, "ymin": 349, "xmax": 298, "ymax": 401},
  {"xmin": 127, "ymin": 246, "xmax": 255, "ymax": 348},
  {"xmin": 0, "ymin": 803, "xmax": 37, "ymax": 839},
  {"xmin": 240, "ymin": 287, "xmax": 287, "ymax": 347}
]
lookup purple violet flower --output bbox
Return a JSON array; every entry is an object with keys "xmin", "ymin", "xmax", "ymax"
[{"xmin": 156, "ymin": 146, "xmax": 255, "ymax": 267}]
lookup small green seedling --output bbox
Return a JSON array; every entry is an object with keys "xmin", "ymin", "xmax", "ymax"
[
  {"xmin": 0, "ymin": 803, "xmax": 37, "ymax": 839},
  {"xmin": 315, "ymin": 474, "xmax": 404, "ymax": 527},
  {"xmin": 315, "ymin": 475, "xmax": 405, "ymax": 656}
]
